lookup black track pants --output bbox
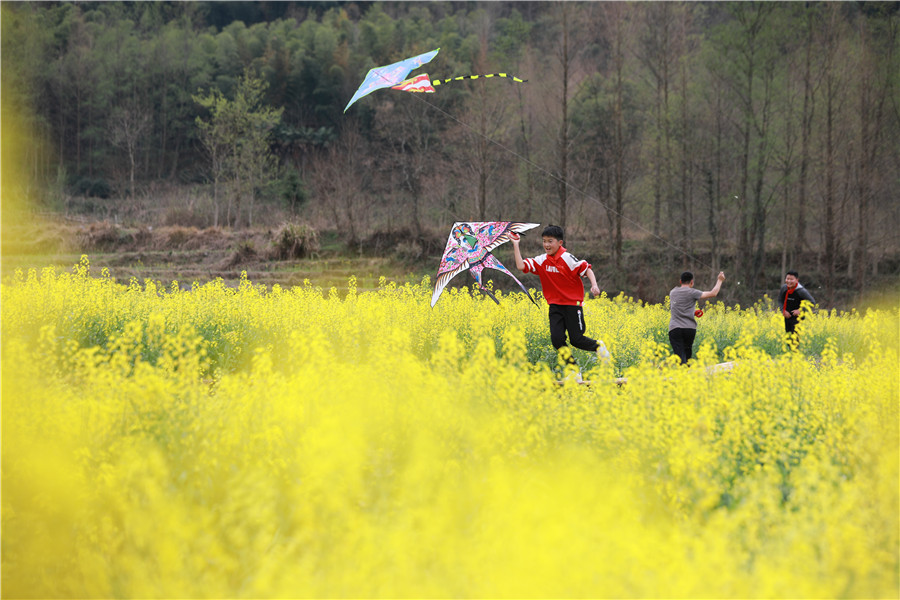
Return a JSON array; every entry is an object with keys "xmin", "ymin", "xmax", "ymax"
[
  {"xmin": 668, "ymin": 327, "xmax": 697, "ymax": 365},
  {"xmin": 549, "ymin": 304, "xmax": 599, "ymax": 364}
]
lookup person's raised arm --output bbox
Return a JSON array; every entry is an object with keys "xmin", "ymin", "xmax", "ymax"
[
  {"xmin": 508, "ymin": 232, "xmax": 526, "ymax": 272},
  {"xmin": 699, "ymin": 271, "xmax": 726, "ymax": 299},
  {"xmin": 584, "ymin": 267, "xmax": 601, "ymax": 297}
]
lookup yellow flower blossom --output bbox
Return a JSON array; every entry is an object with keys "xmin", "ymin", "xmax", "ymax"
[{"xmin": 1, "ymin": 258, "xmax": 897, "ymax": 597}]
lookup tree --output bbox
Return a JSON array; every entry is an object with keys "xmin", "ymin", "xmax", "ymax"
[
  {"xmin": 556, "ymin": 2, "xmax": 572, "ymax": 231},
  {"xmin": 310, "ymin": 128, "xmax": 367, "ymax": 245},
  {"xmin": 464, "ymin": 30, "xmax": 511, "ymax": 221},
  {"xmin": 796, "ymin": 3, "xmax": 822, "ymax": 262},
  {"xmin": 605, "ymin": 2, "xmax": 630, "ymax": 270},
  {"xmin": 819, "ymin": 3, "xmax": 852, "ymax": 304},
  {"xmin": 194, "ymin": 70, "xmax": 283, "ymax": 228},
  {"xmin": 590, "ymin": 3, "xmax": 639, "ymax": 271},
  {"xmin": 495, "ymin": 9, "xmax": 537, "ymax": 221},
  {"xmin": 110, "ymin": 100, "xmax": 151, "ymax": 198},
  {"xmin": 851, "ymin": 4, "xmax": 898, "ymax": 290},
  {"xmin": 149, "ymin": 14, "xmax": 213, "ymax": 179},
  {"xmin": 381, "ymin": 97, "xmax": 439, "ymax": 236},
  {"xmin": 706, "ymin": 3, "xmax": 781, "ymax": 291},
  {"xmin": 636, "ymin": 2, "xmax": 677, "ymax": 239}
]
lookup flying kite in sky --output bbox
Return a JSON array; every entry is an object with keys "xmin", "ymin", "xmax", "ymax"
[
  {"xmin": 344, "ymin": 48, "xmax": 439, "ymax": 112},
  {"xmin": 344, "ymin": 48, "xmax": 526, "ymax": 113},
  {"xmin": 431, "ymin": 222, "xmax": 539, "ymax": 307}
]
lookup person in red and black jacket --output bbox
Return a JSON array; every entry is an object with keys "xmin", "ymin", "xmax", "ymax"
[
  {"xmin": 509, "ymin": 225, "xmax": 610, "ymax": 379},
  {"xmin": 777, "ymin": 270, "xmax": 816, "ymax": 345}
]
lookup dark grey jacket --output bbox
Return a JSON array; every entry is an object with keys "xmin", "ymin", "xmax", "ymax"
[{"xmin": 778, "ymin": 284, "xmax": 815, "ymax": 328}]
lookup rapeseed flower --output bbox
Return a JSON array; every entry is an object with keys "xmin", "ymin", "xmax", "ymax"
[{"xmin": 2, "ymin": 259, "xmax": 897, "ymax": 597}]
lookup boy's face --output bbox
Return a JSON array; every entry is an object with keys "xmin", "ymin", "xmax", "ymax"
[
  {"xmin": 542, "ymin": 236, "xmax": 563, "ymax": 255},
  {"xmin": 785, "ymin": 274, "xmax": 798, "ymax": 289}
]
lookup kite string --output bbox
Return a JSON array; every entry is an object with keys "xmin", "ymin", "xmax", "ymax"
[{"xmin": 400, "ymin": 90, "xmax": 718, "ymax": 274}]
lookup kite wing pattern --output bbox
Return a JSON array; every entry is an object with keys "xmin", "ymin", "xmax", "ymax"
[
  {"xmin": 431, "ymin": 222, "xmax": 539, "ymax": 307},
  {"xmin": 344, "ymin": 48, "xmax": 440, "ymax": 112},
  {"xmin": 391, "ymin": 74, "xmax": 436, "ymax": 93},
  {"xmin": 345, "ymin": 48, "xmax": 527, "ymax": 111}
]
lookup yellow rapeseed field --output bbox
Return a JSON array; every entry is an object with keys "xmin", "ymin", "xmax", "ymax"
[{"xmin": 2, "ymin": 257, "xmax": 898, "ymax": 598}]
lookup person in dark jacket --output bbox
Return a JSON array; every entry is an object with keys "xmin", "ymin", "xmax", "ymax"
[{"xmin": 777, "ymin": 270, "xmax": 816, "ymax": 346}]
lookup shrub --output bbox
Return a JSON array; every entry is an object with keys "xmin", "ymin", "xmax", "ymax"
[
  {"xmin": 275, "ymin": 170, "xmax": 308, "ymax": 213},
  {"xmin": 270, "ymin": 222, "xmax": 319, "ymax": 260},
  {"xmin": 71, "ymin": 177, "xmax": 112, "ymax": 199},
  {"xmin": 163, "ymin": 207, "xmax": 209, "ymax": 228}
]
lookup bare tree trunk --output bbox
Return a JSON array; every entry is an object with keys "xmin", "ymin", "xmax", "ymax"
[
  {"xmin": 656, "ymin": 41, "xmax": 666, "ymax": 239},
  {"xmin": 797, "ymin": 8, "xmax": 815, "ymax": 261},
  {"xmin": 663, "ymin": 40, "xmax": 674, "ymax": 245},
  {"xmin": 516, "ymin": 84, "xmax": 536, "ymax": 222},
  {"xmin": 613, "ymin": 12, "xmax": 625, "ymax": 269},
  {"xmin": 653, "ymin": 100, "xmax": 662, "ymax": 238},
  {"xmin": 854, "ymin": 108, "xmax": 868, "ymax": 286},
  {"xmin": 710, "ymin": 88, "xmax": 724, "ymax": 274},
  {"xmin": 247, "ymin": 175, "xmax": 255, "ymax": 228},
  {"xmin": 557, "ymin": 3, "xmax": 570, "ymax": 230},
  {"xmin": 705, "ymin": 169, "xmax": 719, "ymax": 272},
  {"xmin": 732, "ymin": 4, "xmax": 776, "ymax": 290},
  {"xmin": 212, "ymin": 176, "xmax": 219, "ymax": 228},
  {"xmin": 471, "ymin": 40, "xmax": 499, "ymax": 222},
  {"xmin": 824, "ymin": 73, "xmax": 836, "ymax": 304},
  {"xmin": 601, "ymin": 170, "xmax": 614, "ymax": 246},
  {"xmin": 679, "ymin": 31, "xmax": 691, "ymax": 261},
  {"xmin": 75, "ymin": 84, "xmax": 82, "ymax": 174},
  {"xmin": 735, "ymin": 58, "xmax": 752, "ymax": 287},
  {"xmin": 227, "ymin": 174, "xmax": 236, "ymax": 228},
  {"xmin": 129, "ymin": 145, "xmax": 136, "ymax": 199},
  {"xmin": 111, "ymin": 102, "xmax": 150, "ymax": 200},
  {"xmin": 638, "ymin": 3, "xmax": 673, "ymax": 238},
  {"xmin": 750, "ymin": 65, "xmax": 775, "ymax": 291},
  {"xmin": 822, "ymin": 5, "xmax": 842, "ymax": 306},
  {"xmin": 854, "ymin": 15, "xmax": 887, "ymax": 291}
]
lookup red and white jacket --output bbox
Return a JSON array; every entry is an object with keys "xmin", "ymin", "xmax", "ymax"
[{"xmin": 522, "ymin": 246, "xmax": 591, "ymax": 306}]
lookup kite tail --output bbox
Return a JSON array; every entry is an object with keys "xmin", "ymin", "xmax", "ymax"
[
  {"xmin": 478, "ymin": 285, "xmax": 501, "ymax": 305},
  {"xmin": 508, "ymin": 272, "xmax": 537, "ymax": 306},
  {"xmin": 432, "ymin": 73, "xmax": 527, "ymax": 86},
  {"xmin": 482, "ymin": 255, "xmax": 538, "ymax": 306},
  {"xmin": 470, "ymin": 265, "xmax": 500, "ymax": 304}
]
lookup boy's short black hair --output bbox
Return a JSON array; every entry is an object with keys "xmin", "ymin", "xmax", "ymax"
[
  {"xmin": 681, "ymin": 271, "xmax": 694, "ymax": 284},
  {"xmin": 542, "ymin": 224, "xmax": 564, "ymax": 240},
  {"xmin": 786, "ymin": 270, "xmax": 799, "ymax": 278}
]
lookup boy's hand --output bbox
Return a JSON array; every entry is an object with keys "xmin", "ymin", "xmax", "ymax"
[
  {"xmin": 508, "ymin": 231, "xmax": 526, "ymax": 272},
  {"xmin": 590, "ymin": 284, "xmax": 600, "ymax": 297}
]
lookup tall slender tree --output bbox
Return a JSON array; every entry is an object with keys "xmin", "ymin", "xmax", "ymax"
[
  {"xmin": 556, "ymin": 2, "xmax": 571, "ymax": 230},
  {"xmin": 820, "ymin": 3, "xmax": 845, "ymax": 303},
  {"xmin": 194, "ymin": 70, "xmax": 283, "ymax": 228},
  {"xmin": 636, "ymin": 3, "xmax": 675, "ymax": 239}
]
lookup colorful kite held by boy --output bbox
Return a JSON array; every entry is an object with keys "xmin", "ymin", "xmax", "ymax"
[{"xmin": 431, "ymin": 222, "xmax": 539, "ymax": 307}]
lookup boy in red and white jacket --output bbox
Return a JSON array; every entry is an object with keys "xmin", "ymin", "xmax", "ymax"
[{"xmin": 510, "ymin": 225, "xmax": 610, "ymax": 378}]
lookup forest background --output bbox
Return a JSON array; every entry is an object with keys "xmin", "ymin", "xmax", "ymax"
[{"xmin": 2, "ymin": 0, "xmax": 899, "ymax": 309}]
